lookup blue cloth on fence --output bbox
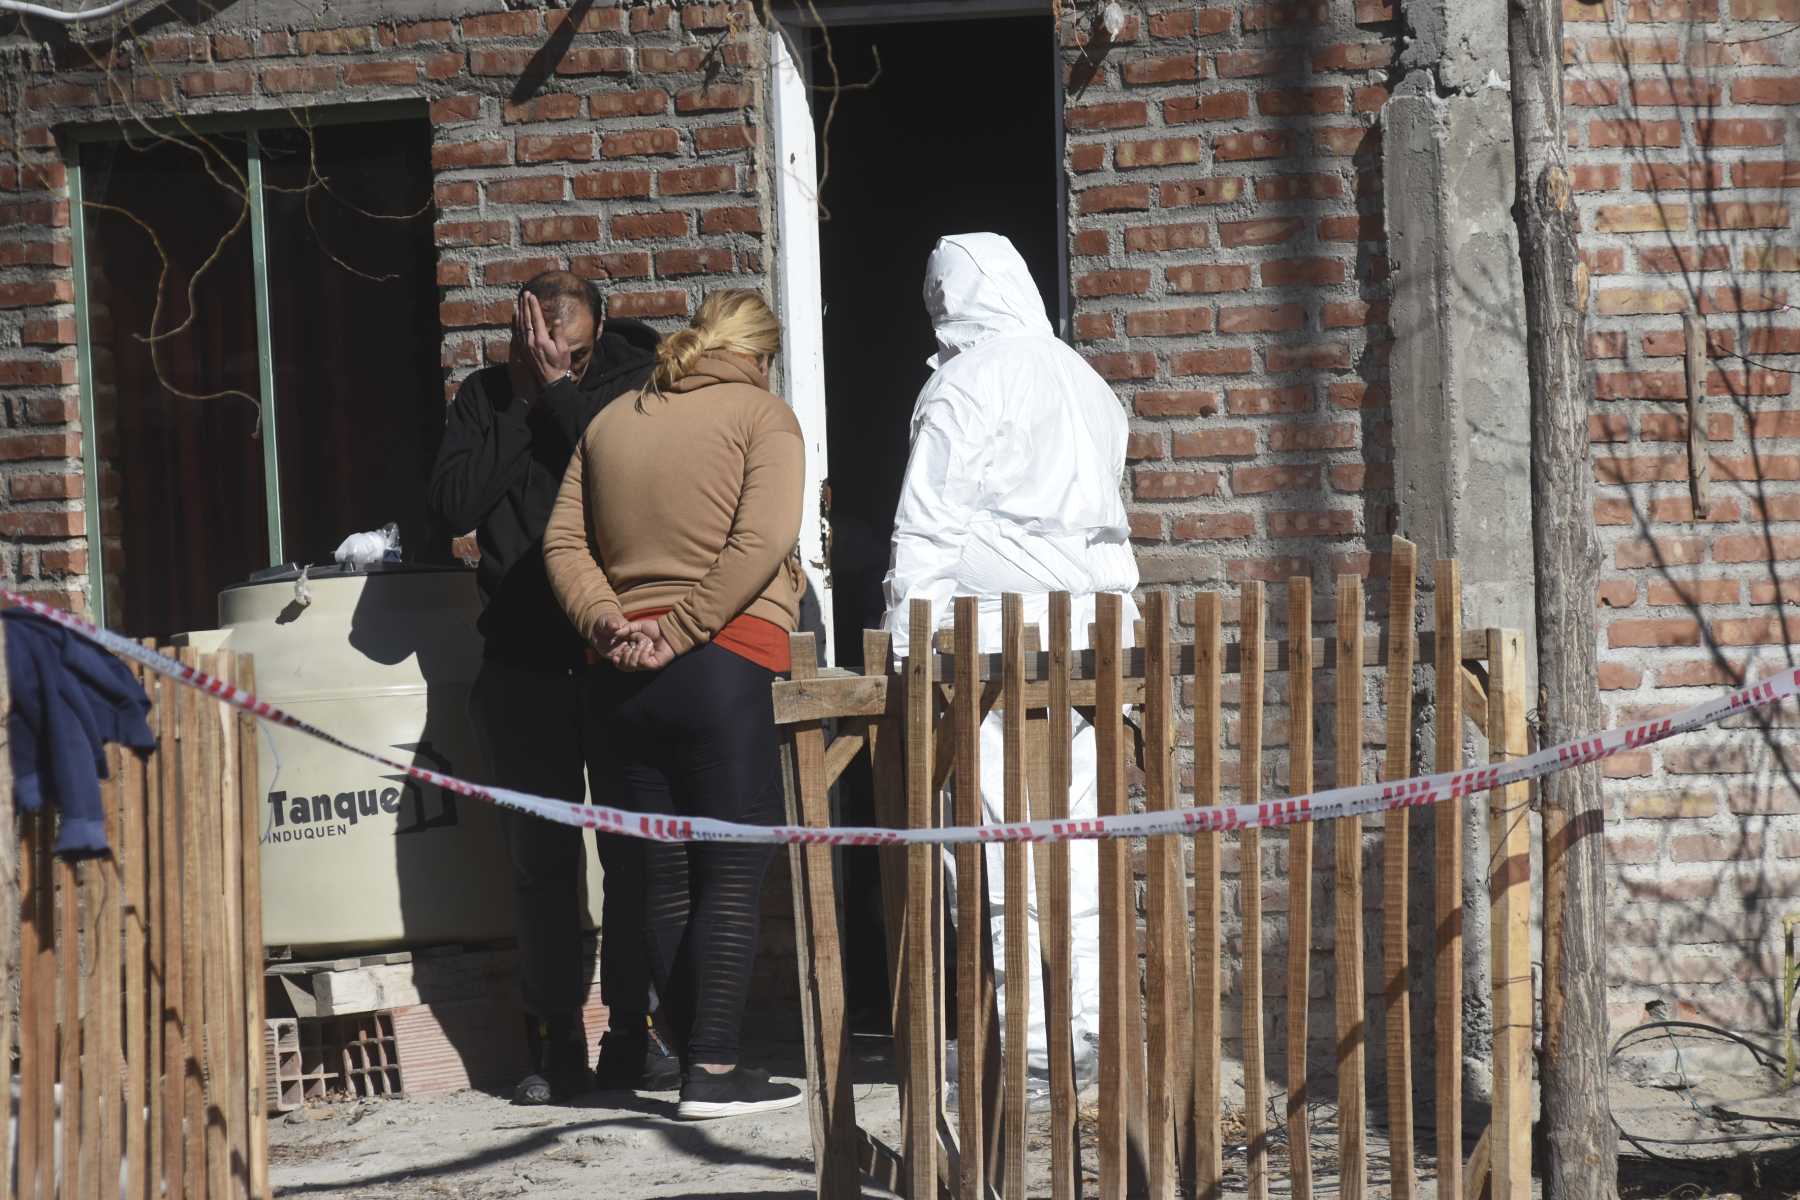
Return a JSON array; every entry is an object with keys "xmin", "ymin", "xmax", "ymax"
[{"xmin": 4, "ymin": 608, "xmax": 156, "ymax": 856}]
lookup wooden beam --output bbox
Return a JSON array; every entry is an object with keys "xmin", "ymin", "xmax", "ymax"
[
  {"xmin": 785, "ymin": 633, "xmax": 861, "ymax": 1197},
  {"xmin": 822, "ymin": 723, "xmax": 867, "ymax": 790},
  {"xmin": 1041, "ymin": 595, "xmax": 1079, "ymax": 1200},
  {"xmin": 1285, "ymin": 577, "xmax": 1315, "ymax": 1200},
  {"xmin": 1095, "ymin": 594, "xmax": 1128, "ymax": 1200},
  {"xmin": 1240, "ymin": 582, "xmax": 1269, "ymax": 1200},
  {"xmin": 953, "ymin": 598, "xmax": 987, "ymax": 1200},
  {"xmin": 1435, "ymin": 563, "xmax": 1465, "ymax": 1200},
  {"xmin": 1143, "ymin": 592, "xmax": 1177, "ymax": 1200},
  {"xmin": 1000, "ymin": 596, "xmax": 1029, "ymax": 1200},
  {"xmin": 1487, "ymin": 629, "xmax": 1532, "ymax": 1200},
  {"xmin": 1191, "ymin": 593, "xmax": 1224, "ymax": 1200},
  {"xmin": 1382, "ymin": 539, "xmax": 1419, "ymax": 1200},
  {"xmin": 905, "ymin": 601, "xmax": 940, "ymax": 1200},
  {"xmin": 1462, "ymin": 667, "xmax": 1489, "ymax": 738},
  {"xmin": 1334, "ymin": 577, "xmax": 1367, "ymax": 1200},
  {"xmin": 864, "ymin": 631, "xmax": 920, "ymax": 1199}
]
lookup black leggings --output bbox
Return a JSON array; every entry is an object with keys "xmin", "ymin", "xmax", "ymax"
[{"xmin": 585, "ymin": 644, "xmax": 783, "ymax": 1067}]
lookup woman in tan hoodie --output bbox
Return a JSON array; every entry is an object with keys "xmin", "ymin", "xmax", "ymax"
[{"xmin": 543, "ymin": 289, "xmax": 805, "ymax": 1120}]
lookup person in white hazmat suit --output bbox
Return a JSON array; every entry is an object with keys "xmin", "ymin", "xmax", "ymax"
[{"xmin": 882, "ymin": 232, "xmax": 1140, "ymax": 1096}]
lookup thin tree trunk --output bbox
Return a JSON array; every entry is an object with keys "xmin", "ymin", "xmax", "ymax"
[{"xmin": 1505, "ymin": 2, "xmax": 1618, "ymax": 1198}]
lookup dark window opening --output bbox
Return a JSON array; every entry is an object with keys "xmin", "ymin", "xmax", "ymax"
[
  {"xmin": 810, "ymin": 14, "xmax": 1064, "ymax": 1022},
  {"xmin": 81, "ymin": 116, "xmax": 443, "ymax": 639}
]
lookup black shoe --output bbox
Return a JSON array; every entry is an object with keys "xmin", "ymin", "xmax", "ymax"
[
  {"xmin": 675, "ymin": 1066, "xmax": 803, "ymax": 1121},
  {"xmin": 513, "ymin": 1013, "xmax": 595, "ymax": 1105},
  {"xmin": 594, "ymin": 1027, "xmax": 681, "ymax": 1092}
]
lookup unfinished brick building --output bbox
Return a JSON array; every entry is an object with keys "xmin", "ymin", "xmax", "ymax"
[{"xmin": 0, "ymin": 0, "xmax": 1794, "ymax": 1091}]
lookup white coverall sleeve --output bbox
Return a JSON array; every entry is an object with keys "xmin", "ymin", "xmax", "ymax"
[{"xmin": 882, "ymin": 386, "xmax": 990, "ymax": 654}]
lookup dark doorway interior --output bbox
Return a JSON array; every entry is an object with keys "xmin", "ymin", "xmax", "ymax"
[{"xmin": 810, "ymin": 13, "xmax": 1063, "ymax": 1021}]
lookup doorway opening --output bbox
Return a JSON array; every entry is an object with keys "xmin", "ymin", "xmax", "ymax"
[{"xmin": 805, "ymin": 9, "xmax": 1065, "ymax": 1024}]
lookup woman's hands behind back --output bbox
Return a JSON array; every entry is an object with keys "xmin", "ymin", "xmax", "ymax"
[{"xmin": 605, "ymin": 617, "xmax": 677, "ymax": 672}]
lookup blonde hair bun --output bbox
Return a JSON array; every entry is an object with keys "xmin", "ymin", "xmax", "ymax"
[{"xmin": 647, "ymin": 289, "xmax": 783, "ymax": 397}]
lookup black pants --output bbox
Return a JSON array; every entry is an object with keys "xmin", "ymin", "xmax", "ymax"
[
  {"xmin": 585, "ymin": 644, "xmax": 783, "ymax": 1067},
  {"xmin": 469, "ymin": 657, "xmax": 651, "ymax": 1028}
]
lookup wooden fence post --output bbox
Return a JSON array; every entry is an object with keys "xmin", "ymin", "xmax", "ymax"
[
  {"xmin": 1285, "ymin": 578, "xmax": 1315, "ymax": 1200},
  {"xmin": 1434, "ymin": 565, "xmax": 1464, "ymax": 1200},
  {"xmin": 1239, "ymin": 582, "xmax": 1269, "ymax": 1200},
  {"xmin": 1334, "ymin": 577, "xmax": 1367, "ymax": 1200},
  {"xmin": 1382, "ymin": 539, "xmax": 1419, "ymax": 1200},
  {"xmin": 1191, "ymin": 593, "xmax": 1224, "ymax": 1200},
  {"xmin": 905, "ymin": 600, "xmax": 940, "ymax": 1200},
  {"xmin": 1487, "ymin": 630, "xmax": 1532, "ymax": 1200}
]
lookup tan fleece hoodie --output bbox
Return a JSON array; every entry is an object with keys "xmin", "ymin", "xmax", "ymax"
[{"xmin": 543, "ymin": 353, "xmax": 806, "ymax": 656}]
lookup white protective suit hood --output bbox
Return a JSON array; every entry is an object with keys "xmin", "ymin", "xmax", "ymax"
[
  {"xmin": 883, "ymin": 233, "xmax": 1140, "ymax": 658},
  {"xmin": 923, "ymin": 233, "xmax": 1055, "ymax": 369}
]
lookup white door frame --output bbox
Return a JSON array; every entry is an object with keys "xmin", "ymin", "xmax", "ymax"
[{"xmin": 769, "ymin": 25, "xmax": 834, "ymax": 664}]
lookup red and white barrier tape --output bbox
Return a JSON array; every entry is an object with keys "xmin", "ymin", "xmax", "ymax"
[{"xmin": 7, "ymin": 589, "xmax": 1797, "ymax": 847}]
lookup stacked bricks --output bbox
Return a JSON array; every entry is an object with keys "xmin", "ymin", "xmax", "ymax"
[{"xmin": 1563, "ymin": 0, "xmax": 1800, "ymax": 1035}]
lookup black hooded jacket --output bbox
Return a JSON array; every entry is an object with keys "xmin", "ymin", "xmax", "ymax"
[{"xmin": 428, "ymin": 318, "xmax": 659, "ymax": 668}]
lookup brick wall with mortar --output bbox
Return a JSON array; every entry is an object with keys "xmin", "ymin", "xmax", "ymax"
[
  {"xmin": 0, "ymin": 0, "xmax": 800, "ymax": 1022},
  {"xmin": 1559, "ymin": 0, "xmax": 1800, "ymax": 1042},
  {"xmin": 0, "ymin": 0, "xmax": 1795, "ymax": 1076},
  {"xmin": 1062, "ymin": 0, "xmax": 1407, "ymax": 1086}
]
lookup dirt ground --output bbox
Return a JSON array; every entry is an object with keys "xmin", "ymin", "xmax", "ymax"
[{"xmin": 270, "ymin": 1032, "xmax": 1800, "ymax": 1199}]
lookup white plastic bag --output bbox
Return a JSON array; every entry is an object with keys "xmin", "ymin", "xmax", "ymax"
[{"xmin": 333, "ymin": 522, "xmax": 402, "ymax": 569}]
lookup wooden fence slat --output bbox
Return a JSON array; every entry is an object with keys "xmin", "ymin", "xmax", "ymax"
[
  {"xmin": 1383, "ymin": 538, "xmax": 1419, "ymax": 1200},
  {"xmin": 1001, "ymin": 595, "xmax": 1029, "ymax": 1200},
  {"xmin": 1487, "ymin": 630, "xmax": 1531, "ymax": 1200},
  {"xmin": 863, "ymin": 633, "xmax": 926, "ymax": 1200},
  {"xmin": 1191, "ymin": 593, "xmax": 1224, "ymax": 1200},
  {"xmin": 79, "ymin": 825, "xmax": 106, "ymax": 1196},
  {"xmin": 904, "ymin": 600, "xmax": 939, "ymax": 1200},
  {"xmin": 1239, "ymin": 582, "xmax": 1269, "ymax": 1200},
  {"xmin": 1043, "ymin": 596, "xmax": 1078, "ymax": 1200},
  {"xmin": 1334, "ymin": 577, "xmax": 1367, "ymax": 1200},
  {"xmin": 95, "ymin": 751, "xmax": 125, "ymax": 1200},
  {"xmin": 784, "ymin": 635, "xmax": 860, "ymax": 1198},
  {"xmin": 19, "ymin": 811, "xmax": 50, "ymax": 1200},
  {"xmin": 953, "ymin": 598, "xmax": 987, "ymax": 1200},
  {"xmin": 1285, "ymin": 578, "xmax": 1315, "ymax": 1200},
  {"xmin": 151, "ymin": 660, "xmax": 178, "ymax": 1200},
  {"xmin": 1435, "ymin": 564, "xmax": 1465, "ymax": 1200},
  {"xmin": 122, "ymin": 659, "xmax": 151, "ymax": 1200},
  {"xmin": 176, "ymin": 649, "xmax": 207, "ymax": 1200},
  {"xmin": 197, "ymin": 653, "xmax": 231, "ymax": 1200},
  {"xmin": 214, "ymin": 654, "xmax": 249, "ymax": 1200},
  {"xmin": 1095, "ymin": 593, "xmax": 1128, "ymax": 1200},
  {"xmin": 237, "ymin": 658, "xmax": 269, "ymax": 1200},
  {"xmin": 1143, "ymin": 592, "xmax": 1176, "ymax": 1200},
  {"xmin": 57, "ymin": 844, "xmax": 82, "ymax": 1200}
]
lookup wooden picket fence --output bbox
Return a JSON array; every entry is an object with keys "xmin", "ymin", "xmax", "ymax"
[
  {"xmin": 1, "ymin": 633, "xmax": 269, "ymax": 1200},
  {"xmin": 776, "ymin": 540, "xmax": 1532, "ymax": 1200}
]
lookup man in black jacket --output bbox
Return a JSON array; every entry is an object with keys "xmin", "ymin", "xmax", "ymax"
[{"xmin": 428, "ymin": 270, "xmax": 675, "ymax": 1103}]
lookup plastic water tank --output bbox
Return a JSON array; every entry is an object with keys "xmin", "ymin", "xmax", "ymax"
[{"xmin": 191, "ymin": 564, "xmax": 602, "ymax": 957}]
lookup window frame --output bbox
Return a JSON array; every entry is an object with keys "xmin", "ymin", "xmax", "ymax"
[{"xmin": 66, "ymin": 100, "xmax": 429, "ymax": 629}]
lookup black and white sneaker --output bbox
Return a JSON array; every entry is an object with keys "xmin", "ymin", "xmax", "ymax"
[{"xmin": 675, "ymin": 1066, "xmax": 804, "ymax": 1121}]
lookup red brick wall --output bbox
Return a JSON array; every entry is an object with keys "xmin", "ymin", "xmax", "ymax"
[
  {"xmin": 1061, "ymin": 0, "xmax": 1399, "ymax": 1071},
  {"xmin": 1068, "ymin": 3, "xmax": 1396, "ymax": 605},
  {"xmin": 1562, "ymin": 0, "xmax": 1799, "ymax": 1036},
  {"xmin": 1, "ymin": 0, "xmax": 1794, "ymax": 1050},
  {"xmin": 0, "ymin": 1, "xmax": 767, "ymax": 617}
]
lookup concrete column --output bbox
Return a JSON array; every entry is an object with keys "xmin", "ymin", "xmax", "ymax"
[{"xmin": 1382, "ymin": 0, "xmax": 1538, "ymax": 1110}]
